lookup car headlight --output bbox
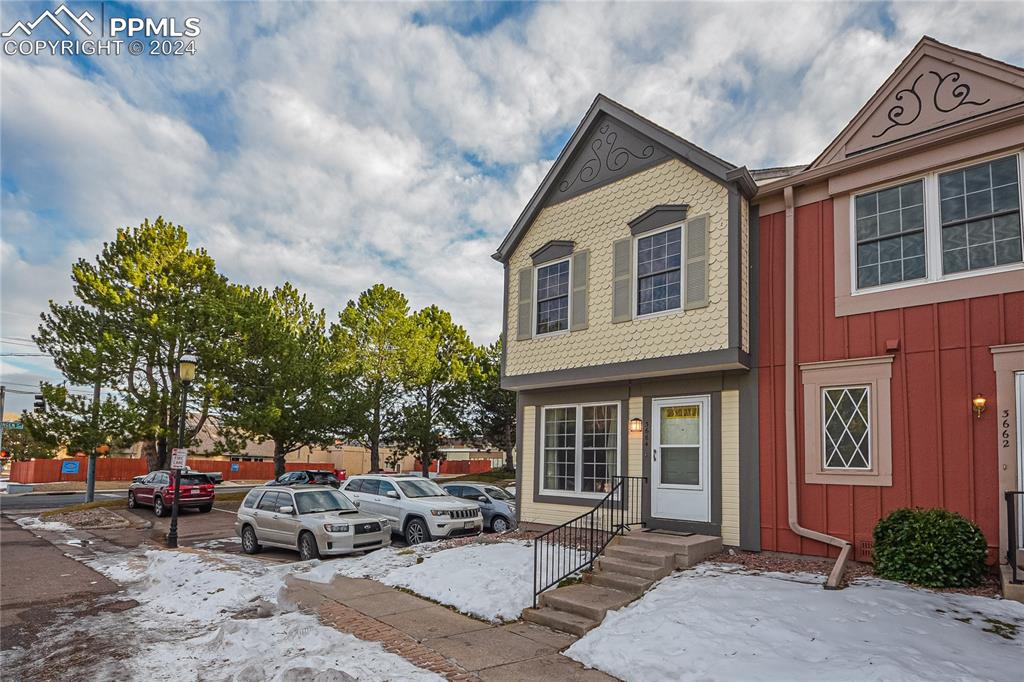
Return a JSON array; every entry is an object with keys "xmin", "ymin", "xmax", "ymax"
[
  {"xmin": 323, "ymin": 523, "xmax": 350, "ymax": 533},
  {"xmin": 430, "ymin": 510, "xmax": 448, "ymax": 517},
  {"xmin": 380, "ymin": 518, "xmax": 390, "ymax": 527}
]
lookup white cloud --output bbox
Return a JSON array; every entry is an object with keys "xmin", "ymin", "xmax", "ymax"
[{"xmin": 2, "ymin": 1, "xmax": 1023, "ymax": 416}]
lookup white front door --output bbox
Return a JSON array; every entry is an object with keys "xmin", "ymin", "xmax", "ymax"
[{"xmin": 651, "ymin": 396, "xmax": 711, "ymax": 522}]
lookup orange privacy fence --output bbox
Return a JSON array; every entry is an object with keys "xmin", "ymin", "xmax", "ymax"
[{"xmin": 9, "ymin": 457, "xmax": 334, "ymax": 483}]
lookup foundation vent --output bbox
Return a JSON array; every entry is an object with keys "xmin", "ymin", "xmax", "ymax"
[{"xmin": 855, "ymin": 538, "xmax": 874, "ymax": 563}]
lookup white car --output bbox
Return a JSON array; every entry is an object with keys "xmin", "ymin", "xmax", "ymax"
[{"xmin": 341, "ymin": 474, "xmax": 482, "ymax": 545}]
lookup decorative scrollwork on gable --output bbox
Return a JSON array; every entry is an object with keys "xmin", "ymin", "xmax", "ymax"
[
  {"xmin": 873, "ymin": 70, "xmax": 991, "ymax": 139},
  {"xmin": 557, "ymin": 121, "xmax": 658, "ymax": 194}
]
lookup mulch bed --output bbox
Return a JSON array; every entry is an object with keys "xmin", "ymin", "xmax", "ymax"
[
  {"xmin": 44, "ymin": 507, "xmax": 131, "ymax": 530},
  {"xmin": 707, "ymin": 549, "xmax": 1003, "ymax": 597}
]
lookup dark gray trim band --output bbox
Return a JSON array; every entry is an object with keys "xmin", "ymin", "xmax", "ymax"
[
  {"xmin": 531, "ymin": 240, "xmax": 575, "ymax": 265},
  {"xmin": 532, "ymin": 398, "xmax": 628, "ymax": 507},
  {"xmin": 737, "ymin": 202, "xmax": 761, "ymax": 551},
  {"xmin": 727, "ymin": 188, "xmax": 742, "ymax": 350},
  {"xmin": 515, "ymin": 394, "xmax": 524, "ymax": 525},
  {"xmin": 501, "ymin": 347, "xmax": 751, "ymax": 391},
  {"xmin": 628, "ymin": 204, "xmax": 689, "ymax": 235}
]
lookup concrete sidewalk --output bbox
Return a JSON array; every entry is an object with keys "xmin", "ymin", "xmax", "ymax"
[
  {"xmin": 283, "ymin": 574, "xmax": 614, "ymax": 681},
  {"xmin": 0, "ymin": 516, "xmax": 123, "ymax": 650}
]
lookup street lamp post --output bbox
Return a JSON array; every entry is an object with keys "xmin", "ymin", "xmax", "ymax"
[{"xmin": 166, "ymin": 354, "xmax": 197, "ymax": 549}]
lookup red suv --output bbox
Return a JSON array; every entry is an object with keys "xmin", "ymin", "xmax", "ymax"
[{"xmin": 128, "ymin": 470, "xmax": 215, "ymax": 516}]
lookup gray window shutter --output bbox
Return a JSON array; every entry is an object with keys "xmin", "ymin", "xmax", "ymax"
[
  {"xmin": 684, "ymin": 215, "xmax": 709, "ymax": 310},
  {"xmin": 612, "ymin": 238, "xmax": 632, "ymax": 323},
  {"xmin": 570, "ymin": 250, "xmax": 589, "ymax": 331},
  {"xmin": 517, "ymin": 268, "xmax": 533, "ymax": 340}
]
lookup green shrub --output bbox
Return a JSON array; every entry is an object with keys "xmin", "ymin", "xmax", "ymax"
[{"xmin": 872, "ymin": 507, "xmax": 988, "ymax": 587}]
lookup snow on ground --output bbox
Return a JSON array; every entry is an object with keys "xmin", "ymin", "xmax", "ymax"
[
  {"xmin": 566, "ymin": 564, "xmax": 1024, "ymax": 682},
  {"xmin": 7, "ymin": 548, "xmax": 441, "ymax": 681},
  {"xmin": 14, "ymin": 515, "xmax": 74, "ymax": 532},
  {"xmin": 296, "ymin": 539, "xmax": 586, "ymax": 622}
]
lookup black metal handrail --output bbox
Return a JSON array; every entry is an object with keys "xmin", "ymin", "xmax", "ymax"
[
  {"xmin": 1006, "ymin": 490, "xmax": 1023, "ymax": 585},
  {"xmin": 532, "ymin": 475, "xmax": 646, "ymax": 606}
]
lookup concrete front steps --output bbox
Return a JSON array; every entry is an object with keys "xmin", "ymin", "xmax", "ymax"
[{"xmin": 523, "ymin": 530, "xmax": 722, "ymax": 635}]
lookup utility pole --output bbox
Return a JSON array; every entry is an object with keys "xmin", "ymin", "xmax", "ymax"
[
  {"xmin": 0, "ymin": 385, "xmax": 6, "ymax": 457},
  {"xmin": 86, "ymin": 374, "xmax": 100, "ymax": 503}
]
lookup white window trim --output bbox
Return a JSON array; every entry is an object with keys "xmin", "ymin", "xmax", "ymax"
[
  {"xmin": 633, "ymin": 220, "xmax": 687, "ymax": 320},
  {"xmin": 850, "ymin": 149, "xmax": 1024, "ymax": 296},
  {"xmin": 539, "ymin": 401, "xmax": 621, "ymax": 498},
  {"xmin": 821, "ymin": 384, "xmax": 872, "ymax": 471},
  {"xmin": 532, "ymin": 256, "xmax": 572, "ymax": 338}
]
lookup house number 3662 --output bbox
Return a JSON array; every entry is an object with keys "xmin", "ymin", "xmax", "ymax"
[{"xmin": 1002, "ymin": 409, "xmax": 1011, "ymax": 449}]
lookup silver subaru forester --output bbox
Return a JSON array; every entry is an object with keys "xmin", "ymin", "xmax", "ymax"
[{"xmin": 236, "ymin": 485, "xmax": 391, "ymax": 560}]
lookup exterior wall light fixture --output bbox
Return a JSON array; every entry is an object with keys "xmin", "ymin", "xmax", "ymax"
[
  {"xmin": 972, "ymin": 394, "xmax": 987, "ymax": 419},
  {"xmin": 629, "ymin": 418, "xmax": 643, "ymax": 433}
]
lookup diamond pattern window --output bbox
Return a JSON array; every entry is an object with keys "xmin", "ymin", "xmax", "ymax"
[
  {"xmin": 822, "ymin": 386, "xmax": 871, "ymax": 470},
  {"xmin": 535, "ymin": 260, "xmax": 570, "ymax": 335},
  {"xmin": 854, "ymin": 180, "xmax": 926, "ymax": 288},
  {"xmin": 939, "ymin": 155, "xmax": 1022, "ymax": 274}
]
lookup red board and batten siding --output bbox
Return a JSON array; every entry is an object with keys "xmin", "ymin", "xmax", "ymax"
[{"xmin": 757, "ymin": 200, "xmax": 1024, "ymax": 560}]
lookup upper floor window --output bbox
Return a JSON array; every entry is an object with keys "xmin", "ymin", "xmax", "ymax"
[
  {"xmin": 535, "ymin": 259, "xmax": 570, "ymax": 335},
  {"xmin": 855, "ymin": 180, "xmax": 925, "ymax": 288},
  {"xmin": 938, "ymin": 155, "xmax": 1021, "ymax": 274},
  {"xmin": 636, "ymin": 226, "xmax": 682, "ymax": 316},
  {"xmin": 853, "ymin": 153, "xmax": 1023, "ymax": 292}
]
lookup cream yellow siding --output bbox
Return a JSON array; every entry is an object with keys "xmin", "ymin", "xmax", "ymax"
[
  {"xmin": 628, "ymin": 397, "xmax": 643, "ymax": 478},
  {"xmin": 506, "ymin": 159, "xmax": 730, "ymax": 377},
  {"xmin": 720, "ymin": 389, "xmax": 740, "ymax": 546}
]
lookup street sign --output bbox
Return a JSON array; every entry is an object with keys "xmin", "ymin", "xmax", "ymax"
[
  {"xmin": 60, "ymin": 460, "xmax": 80, "ymax": 474},
  {"xmin": 170, "ymin": 448, "xmax": 188, "ymax": 470},
  {"xmin": 230, "ymin": 462, "xmax": 240, "ymax": 472},
  {"xmin": 1, "ymin": 421, "xmax": 24, "ymax": 430}
]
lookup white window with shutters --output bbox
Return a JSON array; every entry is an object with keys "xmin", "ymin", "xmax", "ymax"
[{"xmin": 623, "ymin": 215, "xmax": 709, "ymax": 321}]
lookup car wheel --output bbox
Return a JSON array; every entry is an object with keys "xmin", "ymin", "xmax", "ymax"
[
  {"xmin": 491, "ymin": 516, "xmax": 510, "ymax": 533},
  {"xmin": 153, "ymin": 496, "xmax": 165, "ymax": 517},
  {"xmin": 199, "ymin": 504, "xmax": 212, "ymax": 513},
  {"xmin": 127, "ymin": 492, "xmax": 136, "ymax": 509},
  {"xmin": 299, "ymin": 532, "xmax": 320, "ymax": 561},
  {"xmin": 404, "ymin": 518, "xmax": 429, "ymax": 545},
  {"xmin": 241, "ymin": 525, "xmax": 262, "ymax": 554}
]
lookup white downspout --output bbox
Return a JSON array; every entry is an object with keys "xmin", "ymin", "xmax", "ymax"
[{"xmin": 784, "ymin": 185, "xmax": 852, "ymax": 589}]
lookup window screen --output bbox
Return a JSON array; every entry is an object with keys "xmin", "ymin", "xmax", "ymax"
[
  {"xmin": 636, "ymin": 227, "xmax": 681, "ymax": 315},
  {"xmin": 854, "ymin": 180, "xmax": 926, "ymax": 288},
  {"xmin": 535, "ymin": 260, "xmax": 569, "ymax": 334},
  {"xmin": 939, "ymin": 155, "xmax": 1022, "ymax": 274}
]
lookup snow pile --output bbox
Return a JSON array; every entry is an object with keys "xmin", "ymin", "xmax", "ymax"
[
  {"xmin": 62, "ymin": 549, "xmax": 442, "ymax": 681},
  {"xmin": 566, "ymin": 564, "xmax": 1024, "ymax": 681},
  {"xmin": 297, "ymin": 542, "xmax": 438, "ymax": 583},
  {"xmin": 297, "ymin": 539, "xmax": 586, "ymax": 622},
  {"xmin": 382, "ymin": 541, "xmax": 543, "ymax": 622},
  {"xmin": 14, "ymin": 516, "xmax": 75, "ymax": 532}
]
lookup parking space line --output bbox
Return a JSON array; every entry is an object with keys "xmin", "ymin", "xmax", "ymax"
[{"xmin": 212, "ymin": 507, "xmax": 236, "ymax": 514}]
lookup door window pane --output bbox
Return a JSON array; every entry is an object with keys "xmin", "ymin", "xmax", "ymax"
[
  {"xmin": 659, "ymin": 404, "xmax": 701, "ymax": 486},
  {"xmin": 822, "ymin": 387, "xmax": 871, "ymax": 469},
  {"xmin": 939, "ymin": 155, "xmax": 1022, "ymax": 273},
  {"xmin": 543, "ymin": 407, "xmax": 576, "ymax": 491},
  {"xmin": 582, "ymin": 404, "xmax": 618, "ymax": 493},
  {"xmin": 853, "ymin": 179, "xmax": 926, "ymax": 288}
]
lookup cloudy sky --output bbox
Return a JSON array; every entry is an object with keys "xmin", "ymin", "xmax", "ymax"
[{"xmin": 1, "ymin": 1, "xmax": 1023, "ymax": 412}]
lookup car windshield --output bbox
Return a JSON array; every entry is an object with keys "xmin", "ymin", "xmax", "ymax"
[
  {"xmin": 484, "ymin": 486, "xmax": 512, "ymax": 501},
  {"xmin": 396, "ymin": 478, "xmax": 447, "ymax": 498},
  {"xmin": 294, "ymin": 490, "xmax": 357, "ymax": 514}
]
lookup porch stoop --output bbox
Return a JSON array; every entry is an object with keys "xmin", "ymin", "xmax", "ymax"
[{"xmin": 523, "ymin": 531, "xmax": 722, "ymax": 635}]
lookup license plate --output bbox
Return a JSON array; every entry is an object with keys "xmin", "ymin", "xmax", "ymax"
[
  {"xmin": 191, "ymin": 489, "xmax": 201, "ymax": 495},
  {"xmin": 463, "ymin": 521, "xmax": 475, "ymax": 528}
]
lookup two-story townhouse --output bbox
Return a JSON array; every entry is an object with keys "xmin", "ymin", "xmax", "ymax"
[
  {"xmin": 754, "ymin": 37, "xmax": 1024, "ymax": 593},
  {"xmin": 493, "ymin": 96, "xmax": 761, "ymax": 549}
]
